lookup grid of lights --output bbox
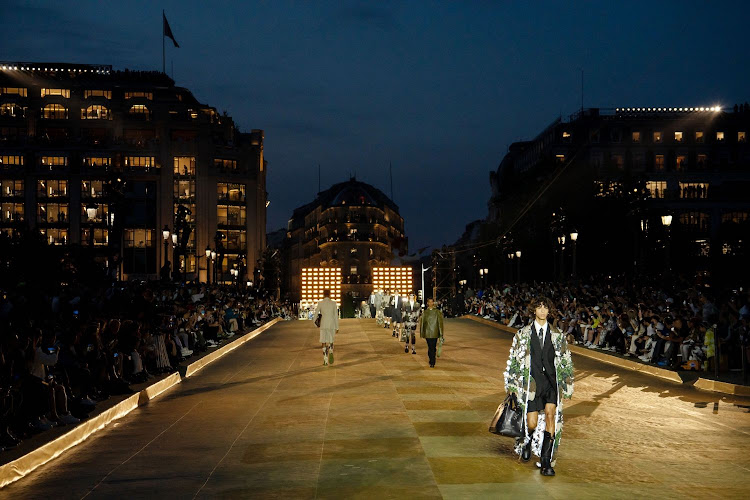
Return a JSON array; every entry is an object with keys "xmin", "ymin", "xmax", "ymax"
[
  {"xmin": 615, "ymin": 106, "xmax": 721, "ymax": 113},
  {"xmin": 372, "ymin": 267, "xmax": 413, "ymax": 296},
  {"xmin": 301, "ymin": 268, "xmax": 342, "ymax": 310},
  {"xmin": 0, "ymin": 62, "xmax": 111, "ymax": 74}
]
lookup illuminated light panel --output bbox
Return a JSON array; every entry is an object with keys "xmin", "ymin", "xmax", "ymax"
[
  {"xmin": 371, "ymin": 266, "xmax": 414, "ymax": 296},
  {"xmin": 300, "ymin": 267, "xmax": 342, "ymax": 310}
]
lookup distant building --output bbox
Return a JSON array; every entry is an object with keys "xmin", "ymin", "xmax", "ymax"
[
  {"xmin": 0, "ymin": 62, "xmax": 267, "ymax": 282},
  {"xmin": 285, "ymin": 178, "xmax": 407, "ymax": 300},
  {"xmin": 485, "ymin": 106, "xmax": 750, "ymax": 284}
]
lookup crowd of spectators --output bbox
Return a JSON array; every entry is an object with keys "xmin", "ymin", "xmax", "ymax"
[
  {"xmin": 454, "ymin": 275, "xmax": 749, "ymax": 374},
  {"xmin": 0, "ymin": 282, "xmax": 292, "ymax": 452}
]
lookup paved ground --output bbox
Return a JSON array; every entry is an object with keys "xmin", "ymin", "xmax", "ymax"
[{"xmin": 4, "ymin": 318, "xmax": 750, "ymax": 499}]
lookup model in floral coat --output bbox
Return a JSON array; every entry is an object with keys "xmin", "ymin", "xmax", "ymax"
[{"xmin": 503, "ymin": 298, "xmax": 574, "ymax": 476}]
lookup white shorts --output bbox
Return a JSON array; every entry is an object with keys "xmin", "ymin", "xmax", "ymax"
[{"xmin": 320, "ymin": 328, "xmax": 336, "ymax": 344}]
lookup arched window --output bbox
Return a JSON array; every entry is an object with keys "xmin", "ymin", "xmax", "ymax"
[
  {"xmin": 128, "ymin": 104, "xmax": 151, "ymax": 120},
  {"xmin": 81, "ymin": 104, "xmax": 111, "ymax": 120},
  {"xmin": 41, "ymin": 103, "xmax": 68, "ymax": 119}
]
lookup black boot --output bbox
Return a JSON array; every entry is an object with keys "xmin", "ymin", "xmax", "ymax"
[
  {"xmin": 521, "ymin": 439, "xmax": 532, "ymax": 462},
  {"xmin": 540, "ymin": 431, "xmax": 555, "ymax": 476}
]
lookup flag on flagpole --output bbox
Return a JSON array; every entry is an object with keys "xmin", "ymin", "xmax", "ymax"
[{"xmin": 163, "ymin": 12, "xmax": 180, "ymax": 48}]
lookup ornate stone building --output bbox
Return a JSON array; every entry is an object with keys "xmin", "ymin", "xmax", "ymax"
[
  {"xmin": 285, "ymin": 178, "xmax": 406, "ymax": 300},
  {"xmin": 0, "ymin": 62, "xmax": 267, "ymax": 282}
]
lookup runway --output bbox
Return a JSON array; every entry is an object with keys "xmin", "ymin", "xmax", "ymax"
[{"xmin": 4, "ymin": 318, "xmax": 750, "ymax": 499}]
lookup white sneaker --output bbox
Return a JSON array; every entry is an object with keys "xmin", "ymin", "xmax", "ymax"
[
  {"xmin": 60, "ymin": 414, "xmax": 80, "ymax": 425},
  {"xmin": 591, "ymin": 345, "xmax": 600, "ymax": 349},
  {"xmin": 638, "ymin": 355, "xmax": 650, "ymax": 362},
  {"xmin": 181, "ymin": 347, "xmax": 193, "ymax": 357}
]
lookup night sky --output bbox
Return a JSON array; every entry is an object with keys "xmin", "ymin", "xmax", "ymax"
[{"xmin": 2, "ymin": 0, "xmax": 749, "ymax": 251}]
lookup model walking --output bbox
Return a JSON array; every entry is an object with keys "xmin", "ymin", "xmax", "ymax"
[
  {"xmin": 419, "ymin": 297, "xmax": 444, "ymax": 367},
  {"xmin": 403, "ymin": 294, "xmax": 420, "ymax": 354},
  {"xmin": 503, "ymin": 297, "xmax": 574, "ymax": 476},
  {"xmin": 314, "ymin": 289, "xmax": 339, "ymax": 366}
]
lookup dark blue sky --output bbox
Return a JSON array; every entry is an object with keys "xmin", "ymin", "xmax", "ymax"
[{"xmin": 2, "ymin": 0, "xmax": 748, "ymax": 250}]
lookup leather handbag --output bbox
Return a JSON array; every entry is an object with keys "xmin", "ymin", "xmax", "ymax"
[
  {"xmin": 314, "ymin": 313, "xmax": 321, "ymax": 327},
  {"xmin": 489, "ymin": 393, "xmax": 523, "ymax": 437}
]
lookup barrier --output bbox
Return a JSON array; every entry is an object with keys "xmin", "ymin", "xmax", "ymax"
[
  {"xmin": 694, "ymin": 378, "xmax": 750, "ymax": 396},
  {"xmin": 0, "ymin": 319, "xmax": 282, "ymax": 489}
]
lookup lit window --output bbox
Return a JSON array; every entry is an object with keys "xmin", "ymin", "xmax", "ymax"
[
  {"xmin": 1, "ymin": 202, "xmax": 24, "ymax": 222},
  {"xmin": 674, "ymin": 131, "xmax": 683, "ymax": 142},
  {"xmin": 39, "ymin": 228, "xmax": 68, "ymax": 245},
  {"xmin": 739, "ymin": 131, "xmax": 746, "ymax": 143},
  {"xmin": 716, "ymin": 131, "xmax": 725, "ymax": 141},
  {"xmin": 679, "ymin": 182, "xmax": 708, "ymax": 199},
  {"xmin": 125, "ymin": 156, "xmax": 156, "ymax": 168},
  {"xmin": 555, "ymin": 154, "xmax": 565, "ymax": 163},
  {"xmin": 679, "ymin": 212, "xmax": 710, "ymax": 232},
  {"xmin": 124, "ymin": 91, "xmax": 153, "ymax": 100},
  {"xmin": 81, "ymin": 180, "xmax": 105, "ymax": 198},
  {"xmin": 217, "ymin": 183, "xmax": 245, "ymax": 202},
  {"xmin": 128, "ymin": 104, "xmax": 151, "ymax": 120},
  {"xmin": 84, "ymin": 90, "xmax": 111, "ymax": 99},
  {"xmin": 646, "ymin": 181, "xmax": 667, "ymax": 199},
  {"xmin": 697, "ymin": 154, "xmax": 707, "ymax": 168},
  {"xmin": 41, "ymin": 103, "xmax": 68, "ymax": 119},
  {"xmin": 81, "ymin": 104, "xmax": 111, "ymax": 120},
  {"xmin": 41, "ymin": 88, "xmax": 70, "ymax": 98},
  {"xmin": 174, "ymin": 156, "xmax": 196, "ymax": 176},
  {"xmin": 0, "ymin": 87, "xmax": 27, "ymax": 97},
  {"xmin": 676, "ymin": 155, "xmax": 687, "ymax": 171},
  {"xmin": 695, "ymin": 131, "xmax": 704, "ymax": 143},
  {"xmin": 0, "ymin": 179, "xmax": 23, "ymax": 197},
  {"xmin": 612, "ymin": 154, "xmax": 624, "ymax": 170},
  {"xmin": 213, "ymin": 159, "xmax": 237, "ymax": 171},
  {"xmin": 632, "ymin": 131, "xmax": 640, "ymax": 143},
  {"xmin": 722, "ymin": 212, "xmax": 749, "ymax": 224},
  {"xmin": 79, "ymin": 203, "xmax": 108, "ymax": 223},
  {"xmin": 562, "ymin": 131, "xmax": 571, "ymax": 141},
  {"xmin": 81, "ymin": 228, "xmax": 109, "ymax": 246},
  {"xmin": 37, "ymin": 202, "xmax": 69, "ymax": 223},
  {"xmin": 0, "ymin": 155, "xmax": 23, "ymax": 167},
  {"xmin": 655, "ymin": 155, "xmax": 665, "ymax": 171},
  {"xmin": 350, "ymin": 266, "xmax": 358, "ymax": 275},
  {"xmin": 350, "ymin": 248, "xmax": 358, "ymax": 255},
  {"xmin": 41, "ymin": 156, "xmax": 67, "ymax": 167},
  {"xmin": 124, "ymin": 228, "xmax": 154, "ymax": 248},
  {"xmin": 653, "ymin": 131, "xmax": 662, "ymax": 143},
  {"xmin": 0, "ymin": 103, "xmax": 27, "ymax": 118},
  {"xmin": 83, "ymin": 156, "xmax": 111, "ymax": 167},
  {"xmin": 174, "ymin": 179, "xmax": 195, "ymax": 201},
  {"xmin": 37, "ymin": 179, "xmax": 67, "ymax": 197}
]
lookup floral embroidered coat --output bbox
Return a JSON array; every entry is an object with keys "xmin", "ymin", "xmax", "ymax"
[{"xmin": 503, "ymin": 323, "xmax": 574, "ymax": 460}]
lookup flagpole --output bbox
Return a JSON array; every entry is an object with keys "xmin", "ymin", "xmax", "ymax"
[{"xmin": 162, "ymin": 10, "xmax": 165, "ymax": 74}]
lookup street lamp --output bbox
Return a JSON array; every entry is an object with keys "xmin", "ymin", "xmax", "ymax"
[
  {"xmin": 86, "ymin": 202, "xmax": 99, "ymax": 247},
  {"xmin": 205, "ymin": 246, "xmax": 211, "ymax": 284},
  {"xmin": 661, "ymin": 215, "xmax": 672, "ymax": 273},
  {"xmin": 162, "ymin": 225, "xmax": 170, "ymax": 277},
  {"xmin": 570, "ymin": 231, "xmax": 578, "ymax": 277},
  {"xmin": 210, "ymin": 250, "xmax": 217, "ymax": 285},
  {"xmin": 515, "ymin": 250, "xmax": 521, "ymax": 283}
]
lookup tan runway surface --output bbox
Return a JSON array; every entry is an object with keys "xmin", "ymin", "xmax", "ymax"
[{"xmin": 5, "ymin": 318, "xmax": 750, "ymax": 499}]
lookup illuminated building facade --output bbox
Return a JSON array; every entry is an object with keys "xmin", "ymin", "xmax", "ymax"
[
  {"xmin": 285, "ymin": 178, "xmax": 407, "ymax": 300},
  {"xmin": 300, "ymin": 267, "xmax": 342, "ymax": 310},
  {"xmin": 0, "ymin": 62, "xmax": 267, "ymax": 282},
  {"xmin": 372, "ymin": 267, "xmax": 413, "ymax": 296},
  {"xmin": 485, "ymin": 105, "xmax": 750, "ymax": 284}
]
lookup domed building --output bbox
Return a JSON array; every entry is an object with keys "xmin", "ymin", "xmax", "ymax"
[{"xmin": 285, "ymin": 178, "xmax": 407, "ymax": 302}]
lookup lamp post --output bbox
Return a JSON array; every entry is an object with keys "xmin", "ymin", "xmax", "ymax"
[
  {"xmin": 205, "ymin": 246, "xmax": 211, "ymax": 284},
  {"xmin": 421, "ymin": 264, "xmax": 431, "ymax": 306},
  {"xmin": 516, "ymin": 250, "xmax": 522, "ymax": 283},
  {"xmin": 210, "ymin": 250, "xmax": 217, "ymax": 285},
  {"xmin": 162, "ymin": 225, "xmax": 170, "ymax": 279},
  {"xmin": 507, "ymin": 253, "xmax": 514, "ymax": 283},
  {"xmin": 570, "ymin": 230, "xmax": 578, "ymax": 278},
  {"xmin": 661, "ymin": 214, "xmax": 672, "ymax": 274},
  {"xmin": 557, "ymin": 234, "xmax": 566, "ymax": 279},
  {"xmin": 86, "ymin": 202, "xmax": 99, "ymax": 247},
  {"xmin": 171, "ymin": 232, "xmax": 179, "ymax": 283}
]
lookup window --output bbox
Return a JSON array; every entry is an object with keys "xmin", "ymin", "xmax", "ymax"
[
  {"xmin": 174, "ymin": 157, "xmax": 195, "ymax": 176},
  {"xmin": 0, "ymin": 87, "xmax": 27, "ymax": 97},
  {"xmin": 217, "ymin": 229, "xmax": 246, "ymax": 251},
  {"xmin": 124, "ymin": 91, "xmax": 153, "ymax": 100},
  {"xmin": 81, "ymin": 180, "xmax": 105, "ymax": 198},
  {"xmin": 37, "ymin": 179, "xmax": 67, "ymax": 197},
  {"xmin": 41, "ymin": 103, "xmax": 68, "ymax": 119},
  {"xmin": 695, "ymin": 131, "xmax": 704, "ymax": 143},
  {"xmin": 679, "ymin": 212, "xmax": 710, "ymax": 232},
  {"xmin": 80, "ymin": 203, "xmax": 109, "ymax": 223},
  {"xmin": 739, "ymin": 131, "xmax": 746, "ymax": 143},
  {"xmin": 646, "ymin": 181, "xmax": 667, "ymax": 199},
  {"xmin": 555, "ymin": 154, "xmax": 565, "ymax": 163},
  {"xmin": 590, "ymin": 152, "xmax": 603, "ymax": 168},
  {"xmin": 124, "ymin": 229, "xmax": 154, "ymax": 248},
  {"xmin": 612, "ymin": 154, "xmax": 624, "ymax": 170},
  {"xmin": 213, "ymin": 159, "xmax": 237, "ymax": 171},
  {"xmin": 84, "ymin": 90, "xmax": 111, "ymax": 99},
  {"xmin": 81, "ymin": 105, "xmax": 111, "ymax": 120},
  {"xmin": 125, "ymin": 156, "xmax": 156, "ymax": 168},
  {"xmin": 674, "ymin": 131, "xmax": 683, "ymax": 142},
  {"xmin": 41, "ymin": 156, "xmax": 67, "ymax": 167},
  {"xmin": 0, "ymin": 155, "xmax": 23, "ymax": 167},
  {"xmin": 679, "ymin": 182, "xmax": 709, "ymax": 199},
  {"xmin": 0, "ymin": 103, "xmax": 26, "ymax": 117},
  {"xmin": 633, "ymin": 153, "xmax": 646, "ymax": 169},
  {"xmin": 173, "ymin": 203, "xmax": 195, "ymax": 224},
  {"xmin": 83, "ymin": 156, "xmax": 111, "ymax": 167},
  {"xmin": 655, "ymin": 155, "xmax": 665, "ymax": 171},
  {"xmin": 41, "ymin": 88, "xmax": 70, "ymax": 98},
  {"xmin": 632, "ymin": 131, "xmax": 641, "ymax": 143},
  {"xmin": 562, "ymin": 131, "xmax": 571, "ymax": 141},
  {"xmin": 0, "ymin": 180, "xmax": 23, "ymax": 197},
  {"xmin": 217, "ymin": 183, "xmax": 245, "ymax": 202},
  {"xmin": 1, "ymin": 202, "xmax": 24, "ymax": 222},
  {"xmin": 174, "ymin": 180, "xmax": 195, "ymax": 201},
  {"xmin": 722, "ymin": 212, "xmax": 749, "ymax": 224},
  {"xmin": 676, "ymin": 155, "xmax": 687, "ymax": 171},
  {"xmin": 217, "ymin": 205, "xmax": 246, "ymax": 226},
  {"xmin": 37, "ymin": 202, "xmax": 69, "ymax": 223},
  {"xmin": 39, "ymin": 228, "xmax": 67, "ymax": 245},
  {"xmin": 716, "ymin": 131, "xmax": 725, "ymax": 141},
  {"xmin": 610, "ymin": 129, "xmax": 622, "ymax": 143},
  {"xmin": 81, "ymin": 228, "xmax": 109, "ymax": 246},
  {"xmin": 653, "ymin": 131, "xmax": 662, "ymax": 143},
  {"xmin": 128, "ymin": 104, "xmax": 151, "ymax": 120},
  {"xmin": 697, "ymin": 154, "xmax": 707, "ymax": 169},
  {"xmin": 350, "ymin": 266, "xmax": 358, "ymax": 275}
]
